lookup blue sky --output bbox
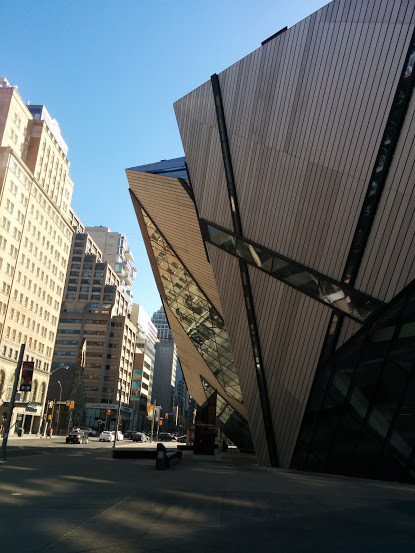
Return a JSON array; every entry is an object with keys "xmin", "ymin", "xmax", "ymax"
[{"xmin": 1, "ymin": 0, "xmax": 327, "ymax": 318}]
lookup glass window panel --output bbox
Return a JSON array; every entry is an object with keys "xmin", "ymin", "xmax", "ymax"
[
  {"xmin": 389, "ymin": 336, "xmax": 415, "ymax": 372},
  {"xmin": 399, "ymin": 322, "xmax": 415, "ymax": 338},
  {"xmin": 250, "ymin": 245, "xmax": 273, "ymax": 270},
  {"xmin": 391, "ymin": 379, "xmax": 415, "ymax": 457},
  {"xmin": 327, "ymin": 411, "xmax": 361, "ymax": 474},
  {"xmin": 350, "ymin": 426, "xmax": 384, "ymax": 479},
  {"xmin": 207, "ymin": 226, "xmax": 236, "ymax": 253}
]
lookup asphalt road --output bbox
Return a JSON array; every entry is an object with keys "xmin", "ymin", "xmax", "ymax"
[{"xmin": 0, "ymin": 440, "xmax": 414, "ymax": 553}]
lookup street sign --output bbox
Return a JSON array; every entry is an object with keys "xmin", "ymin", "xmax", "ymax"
[
  {"xmin": 19, "ymin": 361, "xmax": 34, "ymax": 392},
  {"xmin": 86, "ymin": 402, "xmax": 118, "ymax": 410}
]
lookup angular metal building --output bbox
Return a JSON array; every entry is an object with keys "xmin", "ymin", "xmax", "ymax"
[{"xmin": 127, "ymin": 0, "xmax": 415, "ymax": 483}]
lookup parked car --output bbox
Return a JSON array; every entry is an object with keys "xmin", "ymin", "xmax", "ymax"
[
  {"xmin": 66, "ymin": 431, "xmax": 88, "ymax": 444},
  {"xmin": 132, "ymin": 432, "xmax": 149, "ymax": 443},
  {"xmin": 111, "ymin": 431, "xmax": 124, "ymax": 441},
  {"xmin": 158, "ymin": 432, "xmax": 175, "ymax": 442},
  {"xmin": 99, "ymin": 431, "xmax": 114, "ymax": 442},
  {"xmin": 72, "ymin": 426, "xmax": 97, "ymax": 437},
  {"xmin": 123, "ymin": 430, "xmax": 135, "ymax": 440}
]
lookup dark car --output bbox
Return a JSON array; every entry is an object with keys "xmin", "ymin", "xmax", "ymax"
[
  {"xmin": 132, "ymin": 432, "xmax": 149, "ymax": 442},
  {"xmin": 71, "ymin": 426, "xmax": 97, "ymax": 437},
  {"xmin": 176, "ymin": 435, "xmax": 188, "ymax": 443},
  {"xmin": 66, "ymin": 431, "xmax": 88, "ymax": 444},
  {"xmin": 158, "ymin": 432, "xmax": 175, "ymax": 442},
  {"xmin": 124, "ymin": 430, "xmax": 135, "ymax": 440}
]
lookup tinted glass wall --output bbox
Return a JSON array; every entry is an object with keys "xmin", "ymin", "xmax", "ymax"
[{"xmin": 292, "ymin": 280, "xmax": 415, "ymax": 484}]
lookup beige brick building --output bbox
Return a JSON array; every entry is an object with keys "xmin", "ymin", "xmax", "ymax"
[
  {"xmin": 48, "ymin": 230, "xmax": 138, "ymax": 433},
  {"xmin": 0, "ymin": 78, "xmax": 74, "ymax": 435}
]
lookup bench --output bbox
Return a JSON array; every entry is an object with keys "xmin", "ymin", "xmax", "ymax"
[{"xmin": 156, "ymin": 443, "xmax": 182, "ymax": 470}]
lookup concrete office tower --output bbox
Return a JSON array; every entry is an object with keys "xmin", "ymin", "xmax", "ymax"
[
  {"xmin": 151, "ymin": 305, "xmax": 177, "ymax": 414},
  {"xmin": 152, "ymin": 340, "xmax": 177, "ymax": 415},
  {"xmin": 85, "ymin": 226, "xmax": 137, "ymax": 308},
  {"xmin": 49, "ymin": 231, "xmax": 137, "ymax": 432},
  {"xmin": 174, "ymin": 362, "xmax": 194, "ymax": 433},
  {"xmin": 128, "ymin": 0, "xmax": 415, "ymax": 483},
  {"xmin": 130, "ymin": 304, "xmax": 158, "ymax": 430},
  {"xmin": 0, "ymin": 78, "xmax": 75, "ymax": 435}
]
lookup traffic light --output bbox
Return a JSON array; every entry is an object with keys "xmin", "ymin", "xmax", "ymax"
[
  {"xmin": 165, "ymin": 413, "xmax": 168, "ymax": 419},
  {"xmin": 159, "ymin": 420, "xmax": 163, "ymax": 426},
  {"xmin": 97, "ymin": 419, "xmax": 101, "ymax": 423},
  {"xmin": 107, "ymin": 409, "xmax": 111, "ymax": 415}
]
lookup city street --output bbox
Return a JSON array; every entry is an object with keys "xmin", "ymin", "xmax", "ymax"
[{"xmin": 0, "ymin": 440, "xmax": 414, "ymax": 552}]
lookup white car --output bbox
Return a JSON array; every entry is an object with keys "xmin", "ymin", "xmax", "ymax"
[
  {"xmin": 99, "ymin": 431, "xmax": 114, "ymax": 442},
  {"xmin": 112, "ymin": 431, "xmax": 124, "ymax": 441}
]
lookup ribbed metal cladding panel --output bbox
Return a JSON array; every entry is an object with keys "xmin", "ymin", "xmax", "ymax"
[
  {"xmin": 205, "ymin": 0, "xmax": 415, "ymax": 285},
  {"xmin": 207, "ymin": 243, "xmax": 270, "ymax": 466},
  {"xmin": 163, "ymin": 302, "xmax": 247, "ymax": 417},
  {"xmin": 126, "ymin": 170, "xmax": 223, "ymax": 317},
  {"xmin": 174, "ymin": 83, "xmax": 233, "ymax": 231},
  {"xmin": 248, "ymin": 265, "xmax": 331, "ymax": 467},
  {"xmin": 355, "ymin": 89, "xmax": 415, "ymax": 302}
]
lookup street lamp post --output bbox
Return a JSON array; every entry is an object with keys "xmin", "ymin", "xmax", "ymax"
[
  {"xmin": 56, "ymin": 380, "xmax": 62, "ymax": 434},
  {"xmin": 41, "ymin": 366, "xmax": 69, "ymax": 437},
  {"xmin": 112, "ymin": 389, "xmax": 121, "ymax": 450}
]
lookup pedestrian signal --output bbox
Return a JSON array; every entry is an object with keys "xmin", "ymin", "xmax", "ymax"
[
  {"xmin": 165, "ymin": 413, "xmax": 168, "ymax": 419},
  {"xmin": 107, "ymin": 409, "xmax": 111, "ymax": 415}
]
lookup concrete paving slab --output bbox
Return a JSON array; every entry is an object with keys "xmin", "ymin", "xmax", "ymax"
[{"xmin": 0, "ymin": 448, "xmax": 414, "ymax": 552}]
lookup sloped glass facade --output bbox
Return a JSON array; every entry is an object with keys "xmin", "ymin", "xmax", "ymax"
[
  {"xmin": 141, "ymin": 209, "xmax": 243, "ymax": 403},
  {"xmin": 292, "ymin": 280, "xmax": 415, "ymax": 483},
  {"xmin": 201, "ymin": 378, "xmax": 253, "ymax": 451}
]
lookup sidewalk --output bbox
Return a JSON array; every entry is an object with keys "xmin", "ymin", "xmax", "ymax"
[{"xmin": 1, "ymin": 446, "xmax": 414, "ymax": 552}]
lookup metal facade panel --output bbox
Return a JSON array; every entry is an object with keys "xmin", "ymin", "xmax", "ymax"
[
  {"xmin": 207, "ymin": 243, "xmax": 271, "ymax": 466},
  {"xmin": 248, "ymin": 266, "xmax": 331, "ymax": 467},
  {"xmin": 126, "ymin": 170, "xmax": 223, "ymax": 317},
  {"xmin": 175, "ymin": 0, "xmax": 415, "ymax": 290},
  {"xmin": 355, "ymin": 91, "xmax": 415, "ymax": 301},
  {"xmin": 174, "ymin": 84, "xmax": 233, "ymax": 231}
]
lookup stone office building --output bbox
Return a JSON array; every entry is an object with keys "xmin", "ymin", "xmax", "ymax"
[{"xmin": 0, "ymin": 78, "xmax": 74, "ymax": 435}]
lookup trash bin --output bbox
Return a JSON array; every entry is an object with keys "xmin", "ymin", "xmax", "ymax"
[{"xmin": 17, "ymin": 428, "xmax": 23, "ymax": 437}]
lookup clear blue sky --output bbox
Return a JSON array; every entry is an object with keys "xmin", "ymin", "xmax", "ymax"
[{"xmin": 1, "ymin": 0, "xmax": 328, "ymax": 318}]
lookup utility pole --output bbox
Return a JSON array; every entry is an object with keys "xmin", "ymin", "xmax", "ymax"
[
  {"xmin": 1, "ymin": 344, "xmax": 25, "ymax": 461},
  {"xmin": 112, "ymin": 391, "xmax": 121, "ymax": 450},
  {"xmin": 150, "ymin": 399, "xmax": 156, "ymax": 443}
]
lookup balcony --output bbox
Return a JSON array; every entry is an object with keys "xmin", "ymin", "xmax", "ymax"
[{"xmin": 124, "ymin": 249, "xmax": 135, "ymax": 263}]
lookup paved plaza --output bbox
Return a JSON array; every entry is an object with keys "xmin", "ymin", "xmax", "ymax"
[{"xmin": 0, "ymin": 438, "xmax": 414, "ymax": 552}]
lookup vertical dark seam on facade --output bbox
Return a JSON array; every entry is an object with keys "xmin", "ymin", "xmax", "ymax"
[{"xmin": 211, "ymin": 73, "xmax": 279, "ymax": 467}]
